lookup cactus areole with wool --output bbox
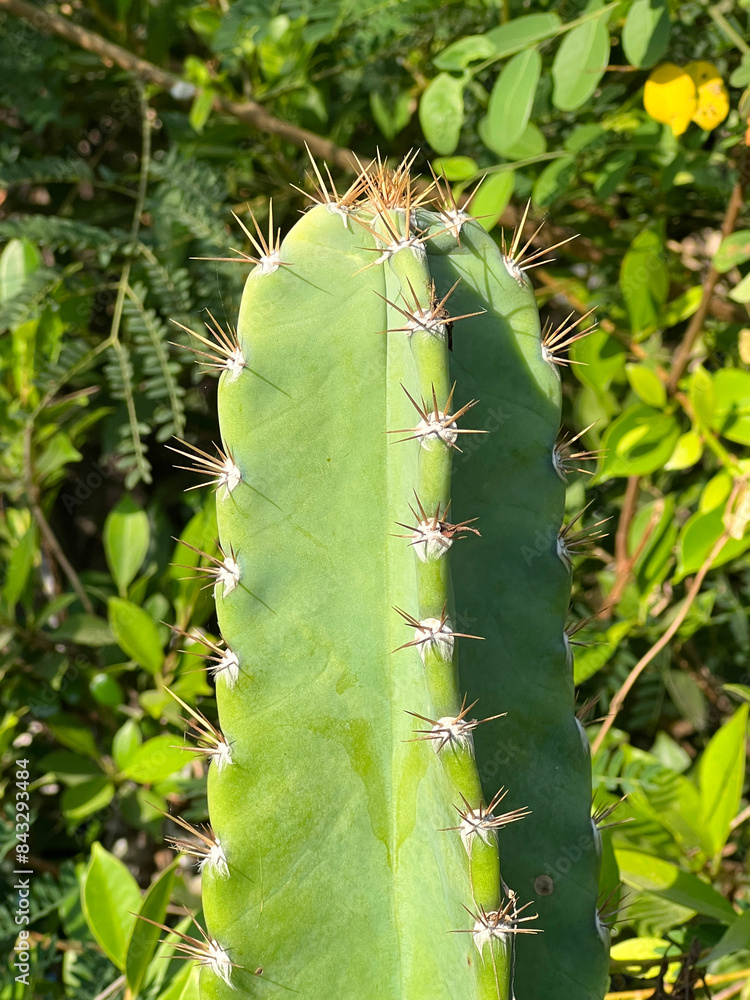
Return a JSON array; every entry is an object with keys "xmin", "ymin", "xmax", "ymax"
[{"xmin": 169, "ymin": 154, "xmax": 609, "ymax": 1000}]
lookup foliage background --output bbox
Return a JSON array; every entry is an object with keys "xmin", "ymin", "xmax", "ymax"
[{"xmin": 1, "ymin": 0, "xmax": 750, "ymax": 997}]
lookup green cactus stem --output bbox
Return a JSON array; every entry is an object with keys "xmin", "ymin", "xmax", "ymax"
[{"xmin": 167, "ymin": 155, "xmax": 608, "ymax": 1000}]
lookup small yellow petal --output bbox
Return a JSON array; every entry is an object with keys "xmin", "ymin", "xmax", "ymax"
[
  {"xmin": 686, "ymin": 60, "xmax": 729, "ymax": 130},
  {"xmin": 670, "ymin": 110, "xmax": 694, "ymax": 137},
  {"xmin": 644, "ymin": 63, "xmax": 698, "ymax": 133},
  {"xmin": 685, "ymin": 60, "xmax": 721, "ymax": 87}
]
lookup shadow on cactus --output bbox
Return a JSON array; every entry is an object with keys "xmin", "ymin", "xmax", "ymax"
[{"xmin": 159, "ymin": 153, "xmax": 610, "ymax": 1000}]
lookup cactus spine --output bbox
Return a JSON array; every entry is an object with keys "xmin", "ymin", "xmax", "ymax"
[{"xmin": 170, "ymin": 156, "xmax": 609, "ymax": 1000}]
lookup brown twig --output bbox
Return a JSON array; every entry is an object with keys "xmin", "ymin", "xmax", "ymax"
[
  {"xmin": 22, "ymin": 422, "xmax": 94, "ymax": 614},
  {"xmin": 599, "ymin": 476, "xmax": 641, "ymax": 620},
  {"xmin": 668, "ymin": 150, "xmax": 748, "ymax": 393},
  {"xmin": 0, "ymin": 0, "xmax": 359, "ymax": 171},
  {"xmin": 92, "ymin": 975, "xmax": 127, "ymax": 1000},
  {"xmin": 591, "ymin": 530, "xmax": 729, "ymax": 755}
]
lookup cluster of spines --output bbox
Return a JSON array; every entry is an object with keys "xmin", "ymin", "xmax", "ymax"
[{"xmin": 157, "ymin": 151, "xmax": 605, "ymax": 993}]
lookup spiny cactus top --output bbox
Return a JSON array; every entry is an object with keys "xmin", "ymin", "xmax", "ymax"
[{"xmin": 167, "ymin": 154, "xmax": 609, "ymax": 1000}]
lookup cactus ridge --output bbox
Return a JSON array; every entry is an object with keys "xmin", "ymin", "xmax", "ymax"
[{"xmin": 163, "ymin": 152, "xmax": 607, "ymax": 1000}]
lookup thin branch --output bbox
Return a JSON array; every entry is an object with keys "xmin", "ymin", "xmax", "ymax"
[
  {"xmin": 712, "ymin": 981, "xmax": 746, "ymax": 1000},
  {"xmin": 0, "ymin": 0, "xmax": 359, "ymax": 171},
  {"xmin": 598, "ymin": 476, "xmax": 641, "ymax": 620},
  {"xmin": 730, "ymin": 802, "xmax": 750, "ymax": 831},
  {"xmin": 592, "ymin": 531, "xmax": 730, "ymax": 755},
  {"xmin": 91, "ymin": 975, "xmax": 127, "ymax": 1000},
  {"xmin": 22, "ymin": 423, "xmax": 94, "ymax": 614},
  {"xmin": 668, "ymin": 150, "xmax": 748, "ymax": 392}
]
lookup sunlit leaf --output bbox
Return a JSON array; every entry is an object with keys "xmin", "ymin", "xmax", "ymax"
[
  {"xmin": 419, "ymin": 73, "xmax": 465, "ymax": 155},
  {"xmin": 81, "ymin": 843, "xmax": 142, "ymax": 970}
]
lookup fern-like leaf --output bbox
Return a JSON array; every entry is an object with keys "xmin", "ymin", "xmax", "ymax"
[{"xmin": 124, "ymin": 281, "xmax": 186, "ymax": 442}]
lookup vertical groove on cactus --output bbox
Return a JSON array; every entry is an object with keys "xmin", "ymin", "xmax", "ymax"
[{"xmin": 165, "ymin": 154, "xmax": 607, "ymax": 1000}]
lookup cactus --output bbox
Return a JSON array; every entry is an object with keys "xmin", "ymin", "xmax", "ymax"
[{"xmin": 167, "ymin": 156, "xmax": 610, "ymax": 1000}]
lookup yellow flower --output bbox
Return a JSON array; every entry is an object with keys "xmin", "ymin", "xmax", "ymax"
[
  {"xmin": 643, "ymin": 63, "xmax": 697, "ymax": 136},
  {"xmin": 686, "ymin": 60, "xmax": 729, "ymax": 131}
]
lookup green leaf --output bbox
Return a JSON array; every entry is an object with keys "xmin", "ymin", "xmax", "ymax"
[
  {"xmin": 625, "ymin": 364, "xmax": 666, "ymax": 408},
  {"xmin": 469, "ymin": 171, "xmax": 515, "ymax": 231},
  {"xmin": 658, "ymin": 286, "xmax": 703, "ymax": 329},
  {"xmin": 53, "ymin": 613, "xmax": 113, "ymax": 646},
  {"xmin": 665, "ymin": 670, "xmax": 708, "ymax": 731},
  {"xmin": 498, "ymin": 122, "xmax": 547, "ymax": 161},
  {"xmin": 710, "ymin": 369, "xmax": 750, "ymax": 444},
  {"xmin": 122, "ymin": 735, "xmax": 189, "ymax": 783},
  {"xmin": 434, "ymin": 35, "xmax": 496, "ymax": 71},
  {"xmin": 0, "ymin": 238, "xmax": 42, "ymax": 302},
  {"xmin": 35, "ymin": 432, "xmax": 83, "ymax": 480},
  {"xmin": 564, "ymin": 123, "xmax": 604, "ymax": 152},
  {"xmin": 484, "ymin": 48, "xmax": 541, "ymax": 154},
  {"xmin": 38, "ymin": 751, "xmax": 102, "ymax": 785},
  {"xmin": 551, "ymin": 12, "xmax": 610, "ymax": 111},
  {"xmin": 90, "ymin": 671, "xmax": 125, "ymax": 707},
  {"xmin": 189, "ymin": 87, "xmax": 215, "ymax": 133},
  {"xmin": 81, "ymin": 843, "xmax": 142, "ymax": 970},
  {"xmin": 599, "ymin": 404, "xmax": 680, "ymax": 477},
  {"xmin": 730, "ymin": 52, "xmax": 750, "ymax": 89},
  {"xmin": 630, "ymin": 496, "xmax": 677, "ymax": 595},
  {"xmin": 622, "ymin": 0, "xmax": 670, "ymax": 68},
  {"xmin": 419, "ymin": 73, "xmax": 464, "ymax": 155},
  {"xmin": 2, "ymin": 523, "xmax": 37, "ymax": 607},
  {"xmin": 698, "ymin": 705, "xmax": 748, "ymax": 858},
  {"xmin": 154, "ymin": 964, "xmax": 200, "ymax": 1000},
  {"xmin": 614, "ymin": 848, "xmax": 736, "ymax": 923},
  {"xmin": 485, "ymin": 13, "xmax": 562, "ymax": 57},
  {"xmin": 113, "ymin": 719, "xmax": 143, "ymax": 771},
  {"xmin": 724, "ymin": 683, "xmax": 750, "ymax": 705},
  {"xmin": 431, "ymin": 156, "xmax": 477, "ymax": 182},
  {"xmin": 729, "ymin": 272, "xmax": 750, "ymax": 303},
  {"xmin": 571, "ymin": 328, "xmax": 627, "ymax": 395},
  {"xmin": 700, "ymin": 471, "xmax": 732, "ymax": 513},
  {"xmin": 532, "ymin": 156, "xmax": 576, "ymax": 207},
  {"xmin": 104, "ymin": 495, "xmax": 150, "ymax": 596},
  {"xmin": 108, "ymin": 597, "xmax": 165, "ymax": 674},
  {"xmin": 370, "ymin": 90, "xmax": 413, "ymax": 141},
  {"xmin": 62, "ymin": 776, "xmax": 115, "ymax": 823},
  {"xmin": 126, "ymin": 863, "xmax": 178, "ymax": 994},
  {"xmin": 665, "ymin": 431, "xmax": 703, "ymax": 471},
  {"xmin": 689, "ymin": 366, "xmax": 715, "ymax": 426},
  {"xmin": 46, "ymin": 714, "xmax": 100, "ymax": 758},
  {"xmin": 573, "ymin": 619, "xmax": 632, "ymax": 683},
  {"xmin": 610, "ymin": 937, "xmax": 677, "ymax": 976},
  {"xmin": 714, "ymin": 230, "xmax": 750, "ymax": 272},
  {"xmin": 593, "ymin": 148, "xmax": 635, "ymax": 198},
  {"xmin": 707, "ymin": 909, "xmax": 750, "ymax": 964},
  {"xmin": 676, "ymin": 506, "xmax": 750, "ymax": 579},
  {"xmin": 620, "ymin": 230, "xmax": 668, "ymax": 337}
]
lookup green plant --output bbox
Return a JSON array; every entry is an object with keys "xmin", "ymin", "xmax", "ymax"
[{"xmin": 163, "ymin": 157, "xmax": 608, "ymax": 1000}]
